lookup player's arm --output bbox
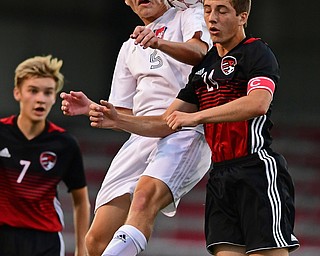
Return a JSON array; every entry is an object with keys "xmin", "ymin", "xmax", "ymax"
[
  {"xmin": 110, "ymin": 107, "xmax": 133, "ymax": 132},
  {"xmin": 89, "ymin": 98, "xmax": 197, "ymax": 137},
  {"xmin": 70, "ymin": 186, "xmax": 91, "ymax": 256},
  {"xmin": 157, "ymin": 34, "xmax": 208, "ymax": 66},
  {"xmin": 60, "ymin": 91, "xmax": 99, "ymax": 116},
  {"xmin": 167, "ymin": 89, "xmax": 272, "ymax": 130},
  {"xmin": 131, "ymin": 26, "xmax": 207, "ymax": 66},
  {"xmin": 116, "ymin": 107, "xmax": 133, "ymax": 116}
]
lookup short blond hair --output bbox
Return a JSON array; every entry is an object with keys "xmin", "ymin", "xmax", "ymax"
[{"xmin": 14, "ymin": 55, "xmax": 64, "ymax": 92}]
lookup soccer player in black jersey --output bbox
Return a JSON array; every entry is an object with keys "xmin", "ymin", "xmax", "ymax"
[
  {"xmin": 88, "ymin": 0, "xmax": 300, "ymax": 255},
  {"xmin": 0, "ymin": 56, "xmax": 90, "ymax": 256}
]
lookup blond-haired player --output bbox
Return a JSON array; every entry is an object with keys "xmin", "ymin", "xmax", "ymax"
[{"xmin": 0, "ymin": 55, "xmax": 90, "ymax": 256}]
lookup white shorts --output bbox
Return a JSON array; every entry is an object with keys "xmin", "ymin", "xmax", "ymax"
[{"xmin": 95, "ymin": 129, "xmax": 212, "ymax": 217}]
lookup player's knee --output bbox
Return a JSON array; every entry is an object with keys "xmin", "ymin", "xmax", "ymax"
[
  {"xmin": 133, "ymin": 177, "xmax": 172, "ymax": 212},
  {"xmin": 84, "ymin": 232, "xmax": 94, "ymax": 253},
  {"xmin": 131, "ymin": 189, "xmax": 169, "ymax": 217},
  {"xmin": 131, "ymin": 189, "xmax": 150, "ymax": 212},
  {"xmin": 85, "ymin": 231, "xmax": 105, "ymax": 256}
]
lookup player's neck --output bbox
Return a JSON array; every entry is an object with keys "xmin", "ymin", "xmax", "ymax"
[
  {"xmin": 216, "ymin": 32, "xmax": 246, "ymax": 57},
  {"xmin": 17, "ymin": 115, "xmax": 46, "ymax": 140}
]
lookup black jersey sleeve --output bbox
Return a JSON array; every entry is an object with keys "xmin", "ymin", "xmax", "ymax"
[
  {"xmin": 245, "ymin": 40, "xmax": 280, "ymax": 85},
  {"xmin": 61, "ymin": 134, "xmax": 87, "ymax": 192}
]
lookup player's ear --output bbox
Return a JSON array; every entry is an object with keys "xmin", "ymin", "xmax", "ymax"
[
  {"xmin": 239, "ymin": 11, "xmax": 248, "ymax": 27},
  {"xmin": 13, "ymin": 86, "xmax": 21, "ymax": 102}
]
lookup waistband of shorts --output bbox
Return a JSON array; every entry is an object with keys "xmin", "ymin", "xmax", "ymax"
[
  {"xmin": 0, "ymin": 225, "xmax": 17, "ymax": 230},
  {"xmin": 0, "ymin": 225, "xmax": 56, "ymax": 234},
  {"xmin": 181, "ymin": 124, "xmax": 204, "ymax": 134},
  {"xmin": 212, "ymin": 148, "xmax": 274, "ymax": 169}
]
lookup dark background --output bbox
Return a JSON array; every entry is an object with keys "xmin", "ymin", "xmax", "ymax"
[{"xmin": 0, "ymin": 1, "xmax": 319, "ymax": 255}]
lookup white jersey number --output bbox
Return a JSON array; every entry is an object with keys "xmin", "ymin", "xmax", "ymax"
[
  {"xmin": 202, "ymin": 69, "xmax": 219, "ymax": 92},
  {"xmin": 16, "ymin": 160, "xmax": 31, "ymax": 183},
  {"xmin": 150, "ymin": 50, "xmax": 163, "ymax": 69}
]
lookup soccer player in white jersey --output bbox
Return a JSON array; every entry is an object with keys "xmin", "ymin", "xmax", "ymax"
[{"xmin": 61, "ymin": 0, "xmax": 211, "ymax": 255}]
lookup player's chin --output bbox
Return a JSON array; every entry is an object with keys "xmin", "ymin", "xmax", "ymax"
[
  {"xmin": 32, "ymin": 110, "xmax": 49, "ymax": 120},
  {"xmin": 210, "ymin": 35, "xmax": 221, "ymax": 43}
]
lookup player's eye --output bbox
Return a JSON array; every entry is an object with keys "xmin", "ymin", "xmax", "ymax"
[
  {"xmin": 204, "ymin": 6, "xmax": 211, "ymax": 13},
  {"xmin": 217, "ymin": 6, "xmax": 228, "ymax": 14},
  {"xmin": 44, "ymin": 90, "xmax": 54, "ymax": 96}
]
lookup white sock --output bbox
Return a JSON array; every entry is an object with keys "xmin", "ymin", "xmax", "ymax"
[{"xmin": 101, "ymin": 225, "xmax": 147, "ymax": 256}]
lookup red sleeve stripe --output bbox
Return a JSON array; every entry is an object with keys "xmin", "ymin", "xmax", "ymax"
[{"xmin": 247, "ymin": 76, "xmax": 275, "ymax": 97}]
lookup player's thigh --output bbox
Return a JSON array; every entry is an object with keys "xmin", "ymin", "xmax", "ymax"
[
  {"xmin": 213, "ymin": 244, "xmax": 246, "ymax": 256},
  {"xmin": 88, "ymin": 194, "xmax": 131, "ymax": 242},
  {"xmin": 249, "ymin": 248, "xmax": 288, "ymax": 256}
]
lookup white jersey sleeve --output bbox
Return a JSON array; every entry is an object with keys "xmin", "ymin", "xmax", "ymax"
[{"xmin": 108, "ymin": 42, "xmax": 136, "ymax": 110}]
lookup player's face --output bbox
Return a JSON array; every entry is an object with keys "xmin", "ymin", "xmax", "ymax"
[
  {"xmin": 14, "ymin": 77, "xmax": 57, "ymax": 124},
  {"xmin": 203, "ymin": 0, "xmax": 248, "ymax": 48},
  {"xmin": 125, "ymin": 0, "xmax": 169, "ymax": 25}
]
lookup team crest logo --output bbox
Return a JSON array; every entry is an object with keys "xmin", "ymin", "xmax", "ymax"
[
  {"xmin": 154, "ymin": 26, "xmax": 167, "ymax": 39},
  {"xmin": 40, "ymin": 151, "xmax": 57, "ymax": 171},
  {"xmin": 221, "ymin": 56, "xmax": 237, "ymax": 75}
]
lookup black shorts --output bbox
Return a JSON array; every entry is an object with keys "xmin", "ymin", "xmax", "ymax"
[
  {"xmin": 205, "ymin": 149, "xmax": 300, "ymax": 254},
  {"xmin": 0, "ymin": 225, "xmax": 64, "ymax": 256}
]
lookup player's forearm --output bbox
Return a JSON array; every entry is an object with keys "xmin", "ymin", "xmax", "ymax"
[
  {"xmin": 73, "ymin": 203, "xmax": 90, "ymax": 256},
  {"xmin": 117, "ymin": 113, "xmax": 175, "ymax": 137},
  {"xmin": 157, "ymin": 37, "xmax": 207, "ymax": 66},
  {"xmin": 195, "ymin": 91, "xmax": 272, "ymax": 124}
]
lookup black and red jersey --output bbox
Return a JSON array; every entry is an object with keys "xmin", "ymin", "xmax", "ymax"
[
  {"xmin": 0, "ymin": 115, "xmax": 86, "ymax": 232},
  {"xmin": 178, "ymin": 37, "xmax": 280, "ymax": 163}
]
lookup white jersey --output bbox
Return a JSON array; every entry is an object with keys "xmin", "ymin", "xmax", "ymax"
[
  {"xmin": 95, "ymin": 7, "xmax": 212, "ymax": 217},
  {"xmin": 108, "ymin": 7, "xmax": 211, "ymax": 117}
]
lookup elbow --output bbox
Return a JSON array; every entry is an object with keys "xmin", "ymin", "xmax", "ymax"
[
  {"xmin": 247, "ymin": 90, "xmax": 272, "ymax": 118},
  {"xmin": 252, "ymin": 103, "xmax": 269, "ymax": 117},
  {"xmin": 200, "ymin": 46, "xmax": 208, "ymax": 58},
  {"xmin": 191, "ymin": 50, "xmax": 207, "ymax": 66},
  {"xmin": 188, "ymin": 41, "xmax": 208, "ymax": 66},
  {"xmin": 247, "ymin": 93, "xmax": 271, "ymax": 118}
]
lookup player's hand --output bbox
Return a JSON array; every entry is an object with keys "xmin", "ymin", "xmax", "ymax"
[
  {"xmin": 130, "ymin": 26, "xmax": 159, "ymax": 49},
  {"xmin": 89, "ymin": 100, "xmax": 118, "ymax": 129},
  {"xmin": 60, "ymin": 91, "xmax": 92, "ymax": 116},
  {"xmin": 166, "ymin": 111, "xmax": 198, "ymax": 130}
]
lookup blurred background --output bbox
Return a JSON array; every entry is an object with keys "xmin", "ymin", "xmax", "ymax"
[{"xmin": 0, "ymin": 1, "xmax": 319, "ymax": 255}]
